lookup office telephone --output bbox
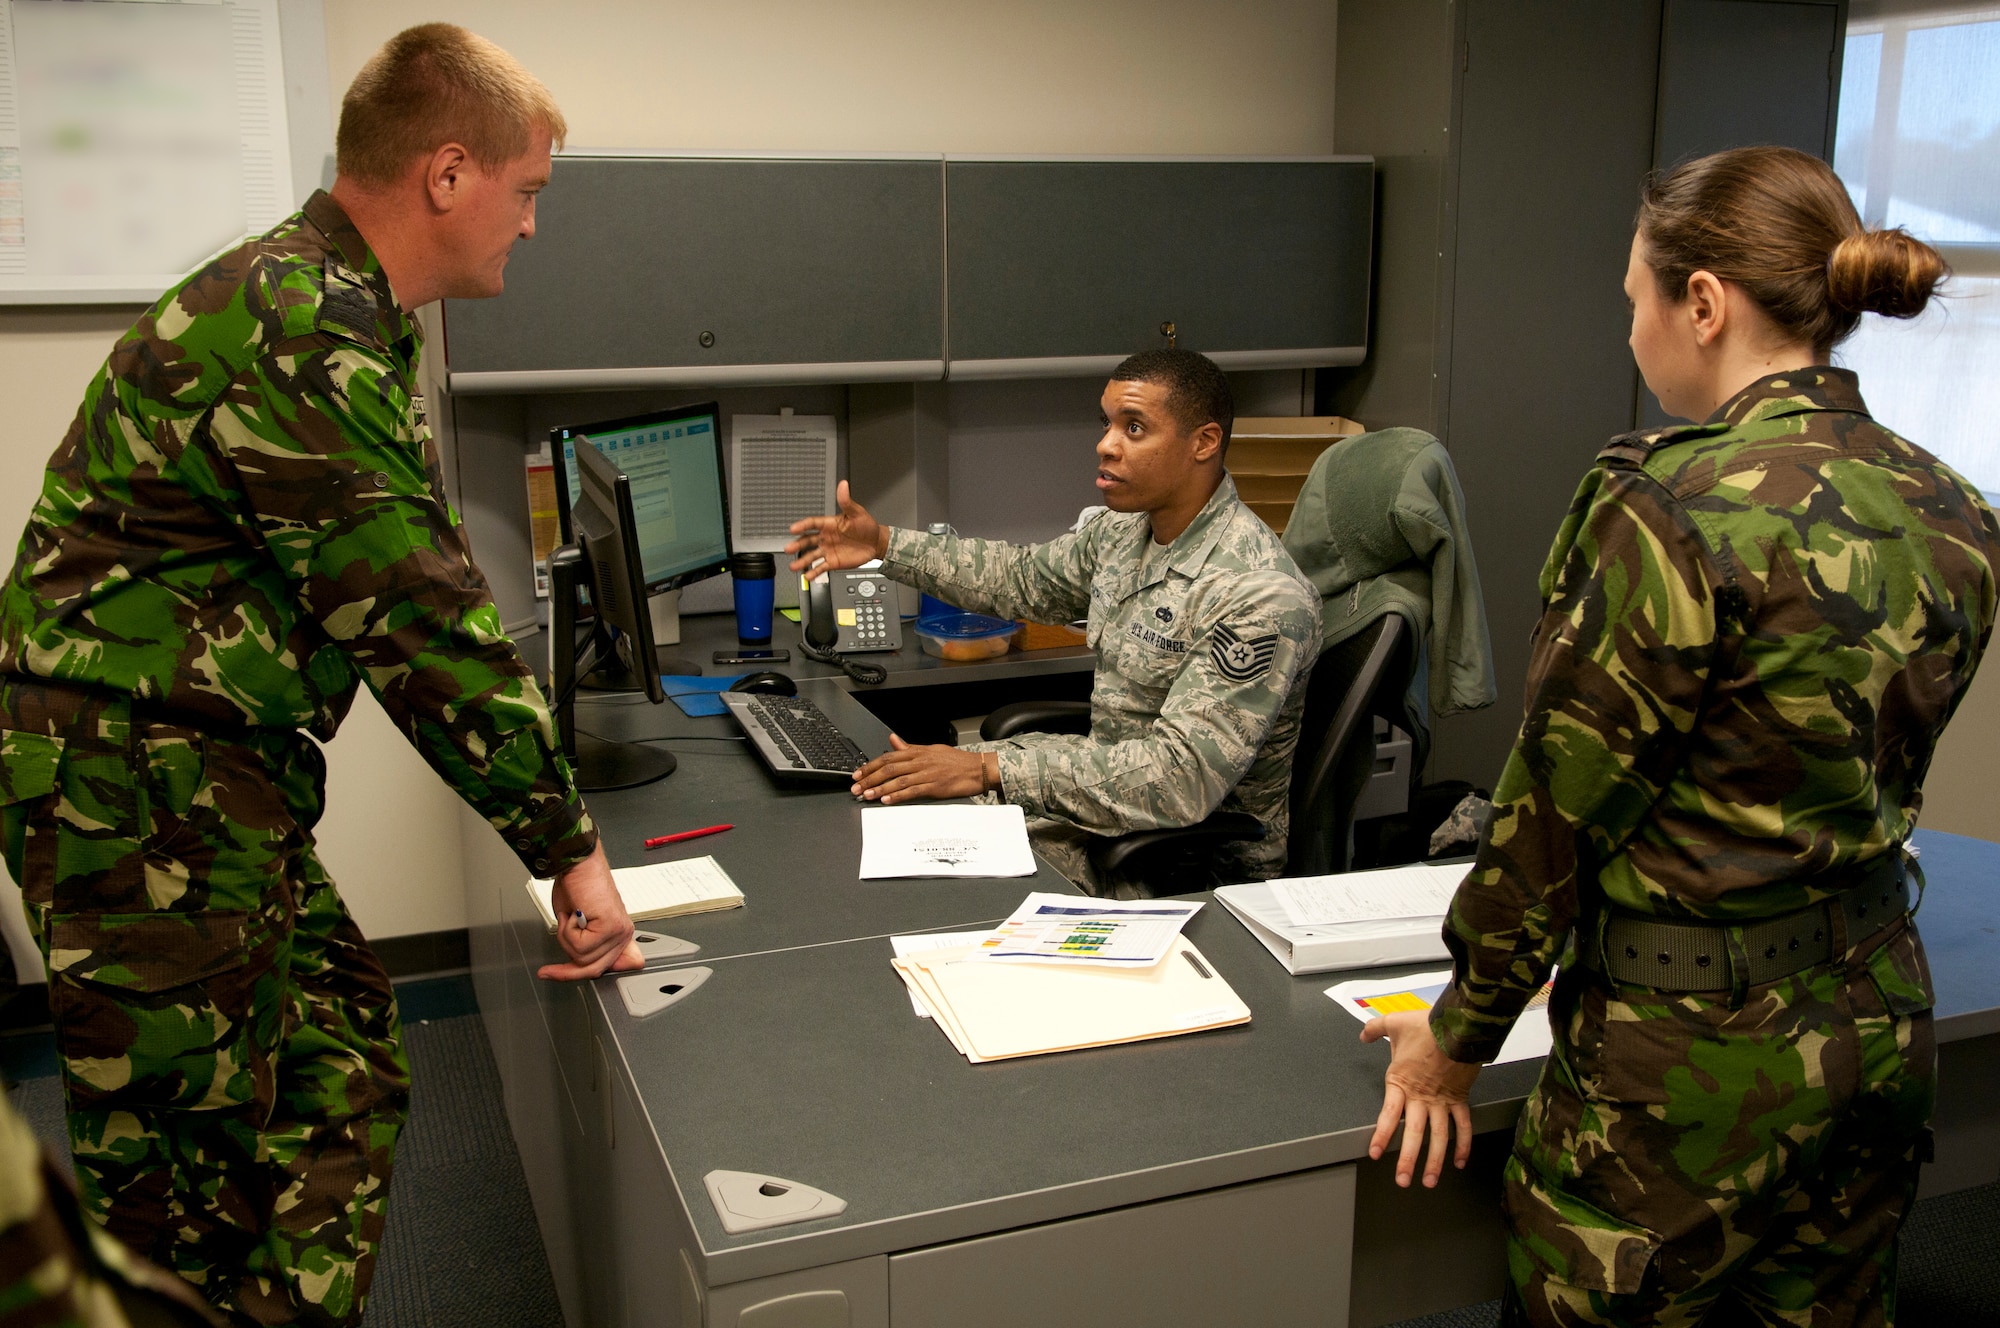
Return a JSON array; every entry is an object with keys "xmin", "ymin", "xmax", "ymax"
[{"xmin": 802, "ymin": 570, "xmax": 903, "ymax": 654}]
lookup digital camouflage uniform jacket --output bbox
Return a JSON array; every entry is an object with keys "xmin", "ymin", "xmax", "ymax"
[
  {"xmin": 0, "ymin": 191, "xmax": 595, "ymax": 879},
  {"xmin": 1433, "ymin": 368, "xmax": 2000, "ymax": 1063},
  {"xmin": 882, "ymin": 475, "xmax": 1322, "ymax": 879}
]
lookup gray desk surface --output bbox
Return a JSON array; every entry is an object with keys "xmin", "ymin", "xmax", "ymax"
[
  {"xmin": 569, "ymin": 675, "xmax": 1082, "ymax": 964},
  {"xmin": 566, "ymin": 827, "xmax": 2000, "ymax": 1287}
]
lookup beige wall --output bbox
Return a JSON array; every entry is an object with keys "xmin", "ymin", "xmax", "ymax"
[
  {"xmin": 1921, "ymin": 668, "xmax": 1998, "ymax": 842},
  {"xmin": 322, "ymin": 1, "xmax": 1341, "ymax": 157}
]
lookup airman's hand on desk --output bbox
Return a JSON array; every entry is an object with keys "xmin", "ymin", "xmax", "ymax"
[
  {"xmin": 539, "ymin": 844, "xmax": 643, "ymax": 981},
  {"xmin": 786, "ymin": 481, "xmax": 889, "ymax": 574},
  {"xmin": 1361, "ymin": 1009, "xmax": 1482, "ymax": 1189},
  {"xmin": 853, "ymin": 736, "xmax": 1001, "ymax": 804}
]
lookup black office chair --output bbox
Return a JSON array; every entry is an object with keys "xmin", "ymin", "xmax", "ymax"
[{"xmin": 980, "ymin": 612, "xmax": 1417, "ymax": 895}]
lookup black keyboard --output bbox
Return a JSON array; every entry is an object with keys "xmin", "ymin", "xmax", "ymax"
[{"xmin": 721, "ymin": 692, "xmax": 871, "ymax": 781}]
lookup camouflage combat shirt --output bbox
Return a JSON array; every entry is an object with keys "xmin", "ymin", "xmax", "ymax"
[
  {"xmin": 882, "ymin": 475, "xmax": 1322, "ymax": 878},
  {"xmin": 1433, "ymin": 368, "xmax": 2000, "ymax": 1062},
  {"xmin": 0, "ymin": 191, "xmax": 596, "ymax": 878}
]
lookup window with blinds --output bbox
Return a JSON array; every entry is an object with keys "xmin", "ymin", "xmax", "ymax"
[{"xmin": 1833, "ymin": 1, "xmax": 2000, "ymax": 500}]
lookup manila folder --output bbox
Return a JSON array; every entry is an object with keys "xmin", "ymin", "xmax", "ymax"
[{"xmin": 899, "ymin": 936, "xmax": 1249, "ymax": 1063}]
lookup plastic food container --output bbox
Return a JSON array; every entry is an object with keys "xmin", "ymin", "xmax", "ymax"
[{"xmin": 914, "ymin": 612, "xmax": 1018, "ymax": 661}]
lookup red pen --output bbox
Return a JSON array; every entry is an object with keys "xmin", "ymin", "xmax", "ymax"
[{"xmin": 643, "ymin": 823, "xmax": 733, "ymax": 849}]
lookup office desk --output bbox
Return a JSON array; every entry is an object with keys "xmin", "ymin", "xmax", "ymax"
[
  {"xmin": 465, "ymin": 648, "xmax": 2000, "ymax": 1328},
  {"xmin": 667, "ymin": 608, "xmax": 1095, "ymax": 692}
]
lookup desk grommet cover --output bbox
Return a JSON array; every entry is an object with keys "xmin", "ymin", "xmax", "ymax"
[
  {"xmin": 619, "ymin": 965, "xmax": 712, "ymax": 1018},
  {"xmin": 636, "ymin": 931, "xmax": 701, "ymax": 962},
  {"xmin": 704, "ymin": 1170, "xmax": 849, "ymax": 1235}
]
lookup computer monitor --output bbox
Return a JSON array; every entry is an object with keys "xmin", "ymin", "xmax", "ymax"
[
  {"xmin": 548, "ymin": 438, "xmax": 675, "ymax": 792},
  {"xmin": 550, "ymin": 401, "xmax": 729, "ymax": 595}
]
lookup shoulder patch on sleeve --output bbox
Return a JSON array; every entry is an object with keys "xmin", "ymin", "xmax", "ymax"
[{"xmin": 1210, "ymin": 623, "xmax": 1280, "ymax": 683}]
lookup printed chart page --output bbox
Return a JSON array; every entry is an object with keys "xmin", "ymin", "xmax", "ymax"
[
  {"xmin": 1327, "ymin": 969, "xmax": 1555, "ymax": 1065},
  {"xmin": 969, "ymin": 893, "xmax": 1202, "ymax": 967}
]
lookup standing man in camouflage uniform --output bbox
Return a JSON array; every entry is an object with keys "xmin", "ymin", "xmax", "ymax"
[
  {"xmin": 1365, "ymin": 147, "xmax": 1999, "ymax": 1325},
  {"xmin": 787, "ymin": 349, "xmax": 1322, "ymax": 893},
  {"xmin": 0, "ymin": 25, "xmax": 638, "ymax": 1327}
]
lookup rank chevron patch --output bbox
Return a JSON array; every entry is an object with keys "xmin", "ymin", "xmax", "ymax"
[{"xmin": 1210, "ymin": 623, "xmax": 1280, "ymax": 683}]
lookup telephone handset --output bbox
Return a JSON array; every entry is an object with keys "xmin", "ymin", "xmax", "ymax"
[{"xmin": 801, "ymin": 570, "xmax": 902, "ymax": 654}]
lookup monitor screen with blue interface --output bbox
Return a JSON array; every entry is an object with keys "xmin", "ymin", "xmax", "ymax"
[{"xmin": 551, "ymin": 402, "xmax": 729, "ymax": 592}]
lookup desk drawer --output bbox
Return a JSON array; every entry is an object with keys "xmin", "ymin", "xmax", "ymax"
[{"xmin": 888, "ymin": 1164, "xmax": 1355, "ymax": 1327}]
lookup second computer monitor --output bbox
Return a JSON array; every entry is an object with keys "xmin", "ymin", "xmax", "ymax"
[{"xmin": 551, "ymin": 401, "xmax": 729, "ymax": 594}]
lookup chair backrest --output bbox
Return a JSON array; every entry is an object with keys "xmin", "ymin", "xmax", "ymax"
[{"xmin": 1285, "ymin": 613, "xmax": 1416, "ymax": 878}]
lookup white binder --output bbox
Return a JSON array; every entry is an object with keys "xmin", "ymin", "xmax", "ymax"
[{"xmin": 1215, "ymin": 879, "xmax": 1451, "ymax": 976}]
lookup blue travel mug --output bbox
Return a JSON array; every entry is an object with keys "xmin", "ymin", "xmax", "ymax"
[{"xmin": 729, "ymin": 552, "xmax": 776, "ymax": 644}]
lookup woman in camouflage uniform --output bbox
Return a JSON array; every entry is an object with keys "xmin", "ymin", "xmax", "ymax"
[{"xmin": 1365, "ymin": 146, "xmax": 2000, "ymax": 1326}]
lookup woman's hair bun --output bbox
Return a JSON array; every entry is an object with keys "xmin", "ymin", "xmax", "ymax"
[{"xmin": 1828, "ymin": 228, "xmax": 1948, "ymax": 320}]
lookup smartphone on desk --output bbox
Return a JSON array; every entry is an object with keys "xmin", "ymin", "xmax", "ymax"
[{"xmin": 713, "ymin": 648, "xmax": 790, "ymax": 666}]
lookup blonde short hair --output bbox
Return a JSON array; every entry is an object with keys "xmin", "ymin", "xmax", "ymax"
[{"xmin": 336, "ymin": 23, "xmax": 567, "ymax": 185}]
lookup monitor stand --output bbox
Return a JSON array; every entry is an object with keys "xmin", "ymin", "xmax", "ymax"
[
  {"xmin": 570, "ymin": 729, "xmax": 676, "ymax": 792},
  {"xmin": 548, "ymin": 547, "xmax": 677, "ymax": 793},
  {"xmin": 578, "ymin": 589, "xmax": 702, "ymax": 685}
]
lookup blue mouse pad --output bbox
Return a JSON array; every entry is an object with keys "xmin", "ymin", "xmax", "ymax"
[{"xmin": 661, "ymin": 675, "xmax": 735, "ymax": 718}]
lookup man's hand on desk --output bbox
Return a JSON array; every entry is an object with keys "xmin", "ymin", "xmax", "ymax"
[
  {"xmin": 853, "ymin": 736, "xmax": 1002, "ymax": 804},
  {"xmin": 785, "ymin": 481, "xmax": 890, "ymax": 574},
  {"xmin": 1361, "ymin": 1009, "xmax": 1482, "ymax": 1189},
  {"xmin": 538, "ymin": 844, "xmax": 644, "ymax": 981}
]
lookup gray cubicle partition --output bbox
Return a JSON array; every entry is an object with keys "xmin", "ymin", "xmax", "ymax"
[
  {"xmin": 444, "ymin": 154, "xmax": 947, "ymax": 394},
  {"xmin": 943, "ymin": 157, "xmax": 1375, "ymax": 379}
]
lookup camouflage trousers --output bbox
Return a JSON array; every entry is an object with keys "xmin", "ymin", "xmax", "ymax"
[
  {"xmin": 1501, "ymin": 917, "xmax": 1935, "ymax": 1327},
  {"xmin": 0, "ymin": 681, "xmax": 409, "ymax": 1328}
]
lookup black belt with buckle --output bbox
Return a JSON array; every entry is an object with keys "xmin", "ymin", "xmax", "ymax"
[{"xmin": 1579, "ymin": 850, "xmax": 1915, "ymax": 994}]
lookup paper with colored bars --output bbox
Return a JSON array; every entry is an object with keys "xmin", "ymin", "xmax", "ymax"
[
  {"xmin": 893, "ymin": 937, "xmax": 1250, "ymax": 1063},
  {"xmin": 970, "ymin": 893, "xmax": 1203, "ymax": 966},
  {"xmin": 1326, "ymin": 969, "xmax": 1555, "ymax": 1065}
]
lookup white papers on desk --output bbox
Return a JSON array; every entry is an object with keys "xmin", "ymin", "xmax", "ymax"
[
  {"xmin": 858, "ymin": 805, "xmax": 1036, "ymax": 879},
  {"xmin": 1327, "ymin": 969, "xmax": 1554, "ymax": 1066},
  {"xmin": 527, "ymin": 856, "xmax": 744, "ymax": 933},
  {"xmin": 1216, "ymin": 865, "xmax": 1464, "ymax": 976},
  {"xmin": 970, "ymin": 893, "xmax": 1202, "ymax": 967},
  {"xmin": 893, "ymin": 937, "xmax": 1250, "ymax": 1063},
  {"xmin": 889, "ymin": 931, "xmax": 995, "ymax": 1016},
  {"xmin": 1271, "ymin": 862, "xmax": 1469, "ymax": 929}
]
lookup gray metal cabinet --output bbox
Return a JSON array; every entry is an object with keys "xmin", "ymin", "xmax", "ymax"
[
  {"xmin": 1323, "ymin": 0, "xmax": 1847, "ymax": 791},
  {"xmin": 944, "ymin": 158, "xmax": 1374, "ymax": 379},
  {"xmin": 445, "ymin": 155, "xmax": 946, "ymax": 394}
]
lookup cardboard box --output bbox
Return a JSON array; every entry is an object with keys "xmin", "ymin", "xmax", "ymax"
[{"xmin": 1229, "ymin": 416, "xmax": 1365, "ymax": 533}]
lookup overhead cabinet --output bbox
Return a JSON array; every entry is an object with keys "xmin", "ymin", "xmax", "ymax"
[
  {"xmin": 443, "ymin": 154, "xmax": 1376, "ymax": 393},
  {"xmin": 444, "ymin": 155, "xmax": 948, "ymax": 394},
  {"xmin": 944, "ymin": 158, "xmax": 1375, "ymax": 379}
]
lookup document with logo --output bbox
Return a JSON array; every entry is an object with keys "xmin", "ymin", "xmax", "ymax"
[{"xmin": 858, "ymin": 805, "xmax": 1037, "ymax": 879}]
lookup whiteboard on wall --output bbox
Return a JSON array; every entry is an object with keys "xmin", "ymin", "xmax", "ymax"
[{"xmin": 0, "ymin": 0, "xmax": 301, "ymax": 304}]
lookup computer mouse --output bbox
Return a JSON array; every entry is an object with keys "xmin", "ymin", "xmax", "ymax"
[{"xmin": 728, "ymin": 671, "xmax": 798, "ymax": 697}]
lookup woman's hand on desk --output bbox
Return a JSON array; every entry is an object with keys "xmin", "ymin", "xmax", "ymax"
[
  {"xmin": 538, "ymin": 845, "xmax": 644, "ymax": 981},
  {"xmin": 853, "ymin": 736, "xmax": 1001, "ymax": 804},
  {"xmin": 1361, "ymin": 1010, "xmax": 1481, "ymax": 1190},
  {"xmin": 785, "ymin": 481, "xmax": 889, "ymax": 574}
]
